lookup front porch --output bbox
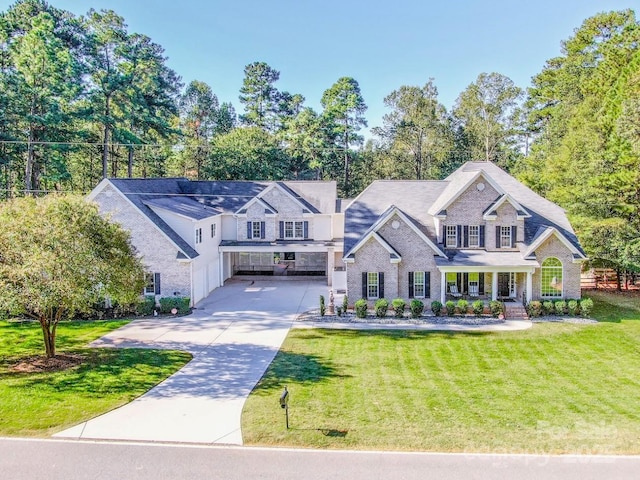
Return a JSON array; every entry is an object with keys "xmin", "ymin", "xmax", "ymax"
[{"xmin": 439, "ymin": 269, "xmax": 535, "ymax": 305}]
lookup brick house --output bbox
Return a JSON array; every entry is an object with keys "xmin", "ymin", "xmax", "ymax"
[
  {"xmin": 88, "ymin": 179, "xmax": 343, "ymax": 305},
  {"xmin": 343, "ymin": 162, "xmax": 586, "ymax": 305}
]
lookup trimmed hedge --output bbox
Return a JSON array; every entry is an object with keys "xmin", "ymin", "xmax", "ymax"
[
  {"xmin": 355, "ymin": 299, "xmax": 368, "ymax": 318},
  {"xmin": 159, "ymin": 296, "xmax": 190, "ymax": 315}
]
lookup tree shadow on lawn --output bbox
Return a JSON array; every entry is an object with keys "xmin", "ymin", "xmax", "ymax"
[
  {"xmin": 310, "ymin": 328, "xmax": 494, "ymax": 341},
  {"xmin": 3, "ymin": 348, "xmax": 190, "ymax": 396},
  {"xmin": 253, "ymin": 350, "xmax": 350, "ymax": 393}
]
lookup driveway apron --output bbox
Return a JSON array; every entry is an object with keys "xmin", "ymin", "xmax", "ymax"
[{"xmin": 54, "ymin": 279, "xmax": 326, "ymax": 445}]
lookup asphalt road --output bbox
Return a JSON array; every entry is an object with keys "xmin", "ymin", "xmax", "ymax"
[{"xmin": 1, "ymin": 438, "xmax": 638, "ymax": 480}]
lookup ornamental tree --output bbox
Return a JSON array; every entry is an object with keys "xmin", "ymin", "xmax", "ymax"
[{"xmin": 0, "ymin": 195, "xmax": 145, "ymax": 357}]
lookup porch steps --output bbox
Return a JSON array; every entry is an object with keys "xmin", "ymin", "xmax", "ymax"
[{"xmin": 503, "ymin": 303, "xmax": 529, "ymax": 320}]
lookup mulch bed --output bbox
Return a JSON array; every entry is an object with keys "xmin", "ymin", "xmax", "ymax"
[{"xmin": 10, "ymin": 354, "xmax": 85, "ymax": 373}]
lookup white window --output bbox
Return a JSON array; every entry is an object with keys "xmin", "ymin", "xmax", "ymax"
[
  {"xmin": 414, "ymin": 271, "xmax": 425, "ymax": 298},
  {"xmin": 541, "ymin": 257, "xmax": 563, "ymax": 297},
  {"xmin": 468, "ymin": 225, "xmax": 480, "ymax": 248},
  {"xmin": 500, "ymin": 226, "xmax": 512, "ymax": 248},
  {"xmin": 144, "ymin": 273, "xmax": 156, "ymax": 295},
  {"xmin": 211, "ymin": 223, "xmax": 216, "ymax": 238},
  {"xmin": 367, "ymin": 272, "xmax": 379, "ymax": 299},
  {"xmin": 195, "ymin": 228, "xmax": 202, "ymax": 244},
  {"xmin": 252, "ymin": 221, "xmax": 261, "ymax": 239},
  {"xmin": 284, "ymin": 221, "xmax": 305, "ymax": 239},
  {"xmin": 446, "ymin": 225, "xmax": 458, "ymax": 248}
]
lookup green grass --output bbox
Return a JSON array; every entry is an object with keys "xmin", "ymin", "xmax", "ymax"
[
  {"xmin": 0, "ymin": 320, "xmax": 191, "ymax": 437},
  {"xmin": 242, "ymin": 291, "xmax": 640, "ymax": 453}
]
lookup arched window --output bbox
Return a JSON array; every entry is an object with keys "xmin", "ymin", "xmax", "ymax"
[{"xmin": 541, "ymin": 257, "xmax": 563, "ymax": 297}]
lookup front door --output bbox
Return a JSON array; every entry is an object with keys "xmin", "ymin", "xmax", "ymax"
[{"xmin": 498, "ymin": 273, "xmax": 510, "ymax": 299}]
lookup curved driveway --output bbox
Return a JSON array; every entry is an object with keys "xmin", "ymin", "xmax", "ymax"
[{"xmin": 55, "ymin": 279, "xmax": 327, "ymax": 445}]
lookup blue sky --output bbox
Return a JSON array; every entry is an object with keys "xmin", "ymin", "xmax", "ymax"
[{"xmin": 2, "ymin": 0, "xmax": 637, "ymax": 135}]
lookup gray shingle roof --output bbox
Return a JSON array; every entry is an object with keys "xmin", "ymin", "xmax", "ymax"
[
  {"xmin": 344, "ymin": 180, "xmax": 447, "ymax": 253},
  {"xmin": 143, "ymin": 197, "xmax": 222, "ymax": 220},
  {"xmin": 344, "ymin": 162, "xmax": 586, "ymax": 258}
]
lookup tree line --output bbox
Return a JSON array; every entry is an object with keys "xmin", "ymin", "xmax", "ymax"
[{"xmin": 1, "ymin": 1, "xmax": 638, "ymax": 274}]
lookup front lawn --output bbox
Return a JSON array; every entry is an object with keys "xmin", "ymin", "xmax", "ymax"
[
  {"xmin": 242, "ymin": 291, "xmax": 640, "ymax": 453},
  {"xmin": 0, "ymin": 320, "xmax": 191, "ymax": 437}
]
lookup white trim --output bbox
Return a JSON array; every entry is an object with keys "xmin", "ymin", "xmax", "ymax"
[
  {"xmin": 483, "ymin": 193, "xmax": 530, "ymax": 220},
  {"xmin": 523, "ymin": 227, "xmax": 585, "ymax": 260},
  {"xmin": 88, "ymin": 179, "xmax": 193, "ymax": 260},
  {"xmin": 344, "ymin": 206, "xmax": 447, "ymax": 260},
  {"xmin": 437, "ymin": 265, "xmax": 536, "ymax": 274}
]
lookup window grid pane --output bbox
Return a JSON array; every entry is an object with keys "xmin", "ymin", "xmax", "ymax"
[
  {"xmin": 252, "ymin": 222, "xmax": 261, "ymax": 239},
  {"xmin": 295, "ymin": 221, "xmax": 304, "ymax": 238},
  {"xmin": 541, "ymin": 257, "xmax": 563, "ymax": 297},
  {"xmin": 469, "ymin": 225, "xmax": 479, "ymax": 247},
  {"xmin": 446, "ymin": 225, "xmax": 457, "ymax": 248},
  {"xmin": 367, "ymin": 272, "xmax": 379, "ymax": 299},
  {"xmin": 284, "ymin": 221, "xmax": 294, "ymax": 238},
  {"xmin": 414, "ymin": 271, "xmax": 425, "ymax": 298},
  {"xmin": 500, "ymin": 226, "xmax": 511, "ymax": 247}
]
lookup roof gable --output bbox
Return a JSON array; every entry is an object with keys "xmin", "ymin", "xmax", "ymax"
[
  {"xmin": 344, "ymin": 206, "xmax": 446, "ymax": 260},
  {"xmin": 523, "ymin": 227, "xmax": 586, "ymax": 261},
  {"xmin": 428, "ymin": 170, "xmax": 504, "ymax": 217},
  {"xmin": 483, "ymin": 194, "xmax": 530, "ymax": 219}
]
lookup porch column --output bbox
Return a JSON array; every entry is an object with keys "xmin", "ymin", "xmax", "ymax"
[
  {"xmin": 491, "ymin": 272, "xmax": 498, "ymax": 301},
  {"xmin": 219, "ymin": 252, "xmax": 224, "ymax": 287},
  {"xmin": 327, "ymin": 247, "xmax": 334, "ymax": 286},
  {"xmin": 526, "ymin": 271, "xmax": 533, "ymax": 302},
  {"xmin": 440, "ymin": 271, "xmax": 446, "ymax": 304}
]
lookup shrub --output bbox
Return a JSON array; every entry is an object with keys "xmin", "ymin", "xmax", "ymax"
[
  {"xmin": 489, "ymin": 301, "xmax": 503, "ymax": 317},
  {"xmin": 542, "ymin": 301, "xmax": 554, "ymax": 315},
  {"xmin": 355, "ymin": 299, "xmax": 368, "ymax": 318},
  {"xmin": 472, "ymin": 300, "xmax": 484, "ymax": 316},
  {"xmin": 567, "ymin": 300, "xmax": 579, "ymax": 316},
  {"xmin": 445, "ymin": 300, "xmax": 456, "ymax": 316},
  {"xmin": 456, "ymin": 299, "xmax": 469, "ymax": 314},
  {"xmin": 336, "ymin": 306, "xmax": 343, "ymax": 317},
  {"xmin": 392, "ymin": 298, "xmax": 406, "ymax": 318},
  {"xmin": 137, "ymin": 296, "xmax": 156, "ymax": 316},
  {"xmin": 527, "ymin": 300, "xmax": 543, "ymax": 318},
  {"xmin": 411, "ymin": 299, "xmax": 424, "ymax": 318},
  {"xmin": 580, "ymin": 298, "xmax": 594, "ymax": 317},
  {"xmin": 319, "ymin": 295, "xmax": 326, "ymax": 316},
  {"xmin": 342, "ymin": 295, "xmax": 348, "ymax": 313},
  {"xmin": 430, "ymin": 300, "xmax": 442, "ymax": 316},
  {"xmin": 554, "ymin": 300, "xmax": 566, "ymax": 316},
  {"xmin": 159, "ymin": 296, "xmax": 190, "ymax": 315},
  {"xmin": 375, "ymin": 298, "xmax": 389, "ymax": 318}
]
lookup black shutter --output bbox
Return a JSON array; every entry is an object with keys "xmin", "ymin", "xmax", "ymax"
[
  {"xmin": 303, "ymin": 221, "xmax": 309, "ymax": 238},
  {"xmin": 441, "ymin": 224, "xmax": 445, "ymax": 244},
  {"xmin": 279, "ymin": 221, "xmax": 284, "ymax": 239},
  {"xmin": 260, "ymin": 221, "xmax": 265, "ymax": 239},
  {"xmin": 496, "ymin": 226, "xmax": 501, "ymax": 248},
  {"xmin": 479, "ymin": 273, "xmax": 485, "ymax": 295},
  {"xmin": 480, "ymin": 225, "xmax": 485, "ymax": 248},
  {"xmin": 425, "ymin": 272, "xmax": 431, "ymax": 298},
  {"xmin": 463, "ymin": 273, "xmax": 469, "ymax": 294},
  {"xmin": 463, "ymin": 226, "xmax": 469, "ymax": 248},
  {"xmin": 457, "ymin": 272, "xmax": 462, "ymax": 291},
  {"xmin": 247, "ymin": 221, "xmax": 252, "ymax": 239},
  {"xmin": 408, "ymin": 272, "xmax": 414, "ymax": 298},
  {"xmin": 154, "ymin": 273, "xmax": 161, "ymax": 295},
  {"xmin": 457, "ymin": 225, "xmax": 462, "ymax": 248},
  {"xmin": 379, "ymin": 272, "xmax": 384, "ymax": 299},
  {"xmin": 511, "ymin": 226, "xmax": 517, "ymax": 248},
  {"xmin": 362, "ymin": 272, "xmax": 368, "ymax": 299}
]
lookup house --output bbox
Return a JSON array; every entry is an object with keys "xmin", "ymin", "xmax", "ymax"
[
  {"xmin": 343, "ymin": 162, "xmax": 586, "ymax": 305},
  {"xmin": 88, "ymin": 178, "xmax": 343, "ymax": 305}
]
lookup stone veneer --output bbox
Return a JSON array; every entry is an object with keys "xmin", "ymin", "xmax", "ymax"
[{"xmin": 92, "ymin": 184, "xmax": 191, "ymax": 299}]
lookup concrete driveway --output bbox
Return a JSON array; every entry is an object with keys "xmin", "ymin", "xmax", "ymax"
[{"xmin": 54, "ymin": 279, "xmax": 327, "ymax": 445}]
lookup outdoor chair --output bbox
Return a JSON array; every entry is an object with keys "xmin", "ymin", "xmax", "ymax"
[
  {"xmin": 449, "ymin": 284, "xmax": 462, "ymax": 298},
  {"xmin": 468, "ymin": 285, "xmax": 479, "ymax": 297}
]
